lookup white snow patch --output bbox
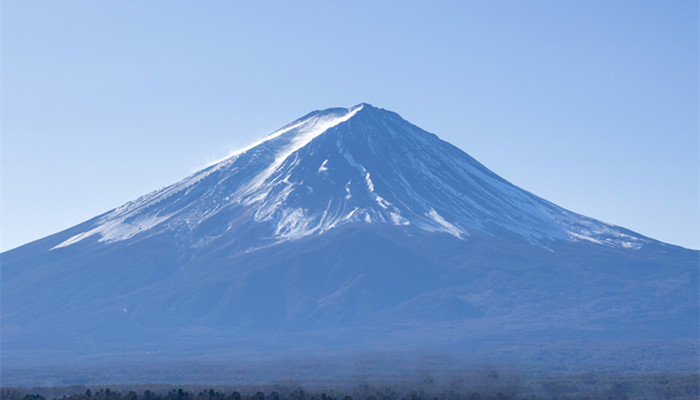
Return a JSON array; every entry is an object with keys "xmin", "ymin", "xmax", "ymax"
[
  {"xmin": 426, "ymin": 208, "xmax": 465, "ymax": 238},
  {"xmin": 52, "ymin": 213, "xmax": 172, "ymax": 250},
  {"xmin": 569, "ymin": 231, "xmax": 605, "ymax": 245},
  {"xmin": 275, "ymin": 208, "xmax": 314, "ymax": 238},
  {"xmin": 252, "ymin": 182, "xmax": 296, "ymax": 222},
  {"xmin": 206, "ymin": 119, "xmax": 308, "ymax": 167},
  {"xmin": 318, "ymin": 159, "xmax": 329, "ymax": 173},
  {"xmin": 375, "ymin": 195, "xmax": 390, "ymax": 209},
  {"xmin": 345, "ymin": 207, "xmax": 359, "ymax": 219},
  {"xmin": 239, "ymin": 105, "xmax": 364, "ymax": 202},
  {"xmin": 52, "ymin": 231, "xmax": 95, "ymax": 249},
  {"xmin": 390, "ymin": 212, "xmax": 409, "ymax": 225},
  {"xmin": 361, "ymin": 172, "xmax": 392, "ymax": 209},
  {"xmin": 364, "ymin": 172, "xmax": 375, "ymax": 192}
]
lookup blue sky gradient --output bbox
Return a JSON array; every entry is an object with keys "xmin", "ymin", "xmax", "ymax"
[{"xmin": 2, "ymin": 0, "xmax": 698, "ymax": 250}]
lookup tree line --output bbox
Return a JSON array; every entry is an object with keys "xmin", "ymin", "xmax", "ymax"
[{"xmin": 3, "ymin": 388, "xmax": 513, "ymax": 400}]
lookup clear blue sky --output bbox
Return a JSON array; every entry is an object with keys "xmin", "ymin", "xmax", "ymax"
[{"xmin": 2, "ymin": 1, "xmax": 698, "ymax": 251}]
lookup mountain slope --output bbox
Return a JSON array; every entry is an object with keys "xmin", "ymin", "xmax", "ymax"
[
  {"xmin": 49, "ymin": 104, "xmax": 651, "ymax": 252},
  {"xmin": 1, "ymin": 104, "xmax": 697, "ymax": 378}
]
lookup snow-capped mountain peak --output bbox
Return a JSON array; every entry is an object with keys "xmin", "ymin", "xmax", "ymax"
[{"xmin": 52, "ymin": 104, "xmax": 649, "ymax": 251}]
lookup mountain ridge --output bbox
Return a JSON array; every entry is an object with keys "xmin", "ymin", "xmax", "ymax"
[{"xmin": 39, "ymin": 103, "xmax": 657, "ymax": 254}]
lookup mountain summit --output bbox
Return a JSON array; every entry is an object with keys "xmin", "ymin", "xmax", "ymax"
[
  {"xmin": 2, "ymin": 104, "xmax": 697, "ymax": 381},
  {"xmin": 52, "ymin": 103, "xmax": 649, "ymax": 252}
]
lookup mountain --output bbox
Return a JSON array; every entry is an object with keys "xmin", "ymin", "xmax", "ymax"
[{"xmin": 1, "ymin": 104, "xmax": 698, "ymax": 383}]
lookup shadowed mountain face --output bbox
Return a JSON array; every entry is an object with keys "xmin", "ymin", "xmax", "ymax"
[{"xmin": 1, "ymin": 104, "xmax": 697, "ymax": 378}]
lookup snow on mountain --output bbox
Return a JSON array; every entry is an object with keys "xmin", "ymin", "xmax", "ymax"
[{"xmin": 51, "ymin": 103, "xmax": 648, "ymax": 252}]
